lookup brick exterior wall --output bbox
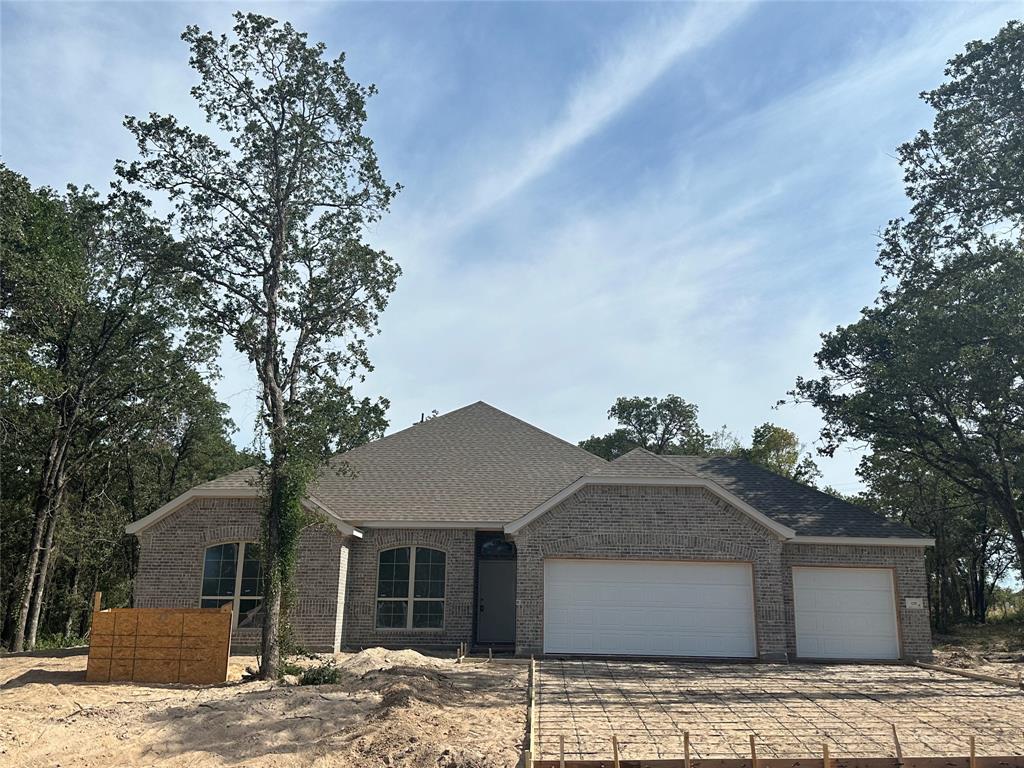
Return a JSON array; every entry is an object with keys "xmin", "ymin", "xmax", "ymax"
[
  {"xmin": 133, "ymin": 492, "xmax": 933, "ymax": 661},
  {"xmin": 133, "ymin": 497, "xmax": 350, "ymax": 652},
  {"xmin": 781, "ymin": 543, "xmax": 932, "ymax": 660},
  {"xmin": 341, "ymin": 528, "xmax": 476, "ymax": 649},
  {"xmin": 511, "ymin": 485, "xmax": 789, "ymax": 659}
]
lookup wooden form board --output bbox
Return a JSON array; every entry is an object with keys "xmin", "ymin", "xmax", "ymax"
[
  {"xmin": 531, "ymin": 759, "xmax": 1024, "ymax": 768},
  {"xmin": 86, "ymin": 605, "xmax": 232, "ymax": 685}
]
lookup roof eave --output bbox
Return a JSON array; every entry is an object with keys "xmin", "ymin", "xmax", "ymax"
[
  {"xmin": 124, "ymin": 487, "xmax": 363, "ymax": 539},
  {"xmin": 787, "ymin": 535, "xmax": 935, "ymax": 547}
]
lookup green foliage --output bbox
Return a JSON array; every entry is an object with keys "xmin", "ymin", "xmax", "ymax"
[
  {"xmin": 32, "ymin": 633, "xmax": 89, "ymax": 650},
  {"xmin": 794, "ymin": 240, "xmax": 1024, "ymax": 581},
  {"xmin": 735, "ymin": 423, "xmax": 820, "ymax": 485},
  {"xmin": 579, "ymin": 396, "xmax": 820, "ymax": 488},
  {"xmin": 117, "ymin": 12, "xmax": 398, "ymax": 676},
  {"xmin": 795, "ymin": 21, "xmax": 1024, "ymax": 597},
  {"xmin": 858, "ymin": 451, "xmax": 1015, "ymax": 630},
  {"xmin": 894, "ymin": 20, "xmax": 1024, "ymax": 256},
  {"xmin": 579, "ymin": 394, "xmax": 709, "ymax": 458},
  {"xmin": 298, "ymin": 657, "xmax": 341, "ymax": 685},
  {"xmin": 0, "ymin": 165, "xmax": 250, "ymax": 649}
]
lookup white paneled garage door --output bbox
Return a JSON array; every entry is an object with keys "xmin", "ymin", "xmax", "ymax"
[
  {"xmin": 793, "ymin": 567, "xmax": 900, "ymax": 660},
  {"xmin": 543, "ymin": 559, "xmax": 756, "ymax": 657}
]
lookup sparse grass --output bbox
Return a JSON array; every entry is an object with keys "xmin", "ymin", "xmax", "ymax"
[
  {"xmin": 32, "ymin": 633, "xmax": 89, "ymax": 650},
  {"xmin": 934, "ymin": 618, "xmax": 1024, "ymax": 654}
]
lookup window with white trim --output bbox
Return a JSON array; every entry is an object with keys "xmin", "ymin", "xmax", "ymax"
[
  {"xmin": 376, "ymin": 547, "xmax": 445, "ymax": 629},
  {"xmin": 200, "ymin": 542, "xmax": 263, "ymax": 629}
]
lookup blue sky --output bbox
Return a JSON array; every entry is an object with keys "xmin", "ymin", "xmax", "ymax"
[{"xmin": 2, "ymin": 1, "xmax": 1021, "ymax": 493}]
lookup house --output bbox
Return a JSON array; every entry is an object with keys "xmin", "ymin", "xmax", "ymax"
[{"xmin": 127, "ymin": 401, "xmax": 934, "ymax": 661}]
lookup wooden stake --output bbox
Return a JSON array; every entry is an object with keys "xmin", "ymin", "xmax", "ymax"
[
  {"xmin": 529, "ymin": 656, "xmax": 538, "ymax": 766},
  {"xmin": 891, "ymin": 724, "xmax": 903, "ymax": 767},
  {"xmin": 92, "ymin": 591, "xmax": 102, "ymax": 612},
  {"xmin": 683, "ymin": 731, "xmax": 691, "ymax": 768},
  {"xmin": 612, "ymin": 735, "xmax": 620, "ymax": 768},
  {"xmin": 489, "ymin": 646, "xmax": 493, "ymax": 662},
  {"xmin": 750, "ymin": 735, "xmax": 758, "ymax": 768},
  {"xmin": 822, "ymin": 743, "xmax": 830, "ymax": 768},
  {"xmin": 969, "ymin": 735, "xmax": 976, "ymax": 768},
  {"xmin": 559, "ymin": 735, "xmax": 565, "ymax": 768}
]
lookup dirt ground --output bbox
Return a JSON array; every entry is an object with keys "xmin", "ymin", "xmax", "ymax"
[
  {"xmin": 536, "ymin": 659, "xmax": 1024, "ymax": 762},
  {"xmin": 933, "ymin": 619, "xmax": 1024, "ymax": 683},
  {"xmin": 0, "ymin": 648, "xmax": 528, "ymax": 768}
]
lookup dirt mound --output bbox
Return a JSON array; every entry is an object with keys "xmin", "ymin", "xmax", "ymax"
[
  {"xmin": 339, "ymin": 647, "xmax": 450, "ymax": 678},
  {"xmin": 0, "ymin": 651, "xmax": 526, "ymax": 768},
  {"xmin": 936, "ymin": 646, "xmax": 978, "ymax": 668}
]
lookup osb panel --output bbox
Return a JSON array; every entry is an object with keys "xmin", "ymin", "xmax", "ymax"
[
  {"xmin": 86, "ymin": 607, "xmax": 231, "ymax": 685},
  {"xmin": 91, "ymin": 612, "xmax": 115, "ymax": 635},
  {"xmin": 137, "ymin": 611, "xmax": 183, "ymax": 636}
]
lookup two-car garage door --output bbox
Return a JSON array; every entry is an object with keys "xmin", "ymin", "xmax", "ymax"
[
  {"xmin": 543, "ymin": 559, "xmax": 757, "ymax": 657},
  {"xmin": 542, "ymin": 560, "xmax": 901, "ymax": 660}
]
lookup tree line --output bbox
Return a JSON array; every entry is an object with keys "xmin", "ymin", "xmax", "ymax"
[
  {"xmin": 1, "ymin": 174, "xmax": 254, "ymax": 650},
  {"xmin": 2, "ymin": 13, "xmax": 399, "ymax": 675}
]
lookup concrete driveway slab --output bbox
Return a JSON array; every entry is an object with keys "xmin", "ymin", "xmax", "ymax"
[{"xmin": 535, "ymin": 659, "xmax": 1024, "ymax": 761}]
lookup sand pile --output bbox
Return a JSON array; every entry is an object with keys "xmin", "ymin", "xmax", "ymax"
[{"xmin": 339, "ymin": 647, "xmax": 450, "ymax": 677}]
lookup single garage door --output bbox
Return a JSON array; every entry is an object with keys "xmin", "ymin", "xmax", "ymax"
[
  {"xmin": 792, "ymin": 566, "xmax": 899, "ymax": 660},
  {"xmin": 543, "ymin": 559, "xmax": 756, "ymax": 657}
]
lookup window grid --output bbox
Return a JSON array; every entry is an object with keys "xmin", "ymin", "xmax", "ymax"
[
  {"xmin": 200, "ymin": 542, "xmax": 263, "ymax": 630},
  {"xmin": 376, "ymin": 546, "xmax": 445, "ymax": 630}
]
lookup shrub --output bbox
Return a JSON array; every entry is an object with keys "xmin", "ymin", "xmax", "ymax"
[{"xmin": 300, "ymin": 658, "xmax": 341, "ymax": 685}]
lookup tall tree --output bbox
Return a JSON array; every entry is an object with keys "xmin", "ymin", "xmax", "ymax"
[
  {"xmin": 738, "ymin": 423, "xmax": 820, "ymax": 485},
  {"xmin": 1, "ymin": 167, "xmax": 214, "ymax": 650},
  {"xmin": 795, "ymin": 22, "xmax": 1024, "ymax": 583},
  {"xmin": 895, "ymin": 20, "xmax": 1024, "ymax": 257},
  {"xmin": 118, "ymin": 13, "xmax": 399, "ymax": 677},
  {"xmin": 795, "ymin": 242, "xmax": 1024, "ymax": 581},
  {"xmin": 858, "ymin": 451, "xmax": 1013, "ymax": 629},
  {"xmin": 579, "ymin": 394, "xmax": 709, "ymax": 459}
]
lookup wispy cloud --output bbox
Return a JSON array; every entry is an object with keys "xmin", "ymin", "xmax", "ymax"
[{"xmin": 437, "ymin": 3, "xmax": 752, "ymax": 236}]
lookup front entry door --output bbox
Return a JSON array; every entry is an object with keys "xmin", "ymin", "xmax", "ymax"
[{"xmin": 477, "ymin": 559, "xmax": 516, "ymax": 644}]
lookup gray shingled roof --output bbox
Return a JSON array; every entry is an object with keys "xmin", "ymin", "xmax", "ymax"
[
  {"xmin": 655, "ymin": 453, "xmax": 925, "ymax": 538},
  {"xmin": 189, "ymin": 406, "xmax": 925, "ymax": 539},
  {"xmin": 309, "ymin": 402, "xmax": 605, "ymax": 523}
]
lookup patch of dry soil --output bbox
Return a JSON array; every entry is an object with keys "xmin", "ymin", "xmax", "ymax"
[
  {"xmin": 0, "ymin": 648, "xmax": 527, "ymax": 768},
  {"xmin": 932, "ymin": 645, "xmax": 1024, "ymax": 683}
]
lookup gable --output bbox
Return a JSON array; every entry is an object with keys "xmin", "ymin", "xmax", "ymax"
[{"xmin": 504, "ymin": 473, "xmax": 796, "ymax": 538}]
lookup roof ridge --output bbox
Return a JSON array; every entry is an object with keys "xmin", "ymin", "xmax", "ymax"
[
  {"xmin": 326, "ymin": 401, "xmax": 492, "ymax": 461},
  {"xmin": 472, "ymin": 401, "xmax": 609, "ymax": 464},
  {"xmin": 622, "ymin": 447, "xmax": 698, "ymax": 475}
]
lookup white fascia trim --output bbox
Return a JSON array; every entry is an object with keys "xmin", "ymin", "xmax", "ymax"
[
  {"xmin": 788, "ymin": 536, "xmax": 935, "ymax": 547},
  {"xmin": 350, "ymin": 520, "xmax": 507, "ymax": 530},
  {"xmin": 124, "ymin": 487, "xmax": 362, "ymax": 539},
  {"xmin": 504, "ymin": 476, "xmax": 798, "ymax": 539}
]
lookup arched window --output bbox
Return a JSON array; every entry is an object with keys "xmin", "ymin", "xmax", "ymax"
[
  {"xmin": 201, "ymin": 542, "xmax": 263, "ymax": 629},
  {"xmin": 376, "ymin": 547, "xmax": 446, "ymax": 629}
]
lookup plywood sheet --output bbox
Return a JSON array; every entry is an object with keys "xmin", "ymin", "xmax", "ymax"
[{"xmin": 86, "ymin": 606, "xmax": 231, "ymax": 685}]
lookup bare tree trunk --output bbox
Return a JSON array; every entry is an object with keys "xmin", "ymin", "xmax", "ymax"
[
  {"xmin": 27, "ymin": 499, "xmax": 61, "ymax": 649},
  {"xmin": 63, "ymin": 551, "xmax": 82, "ymax": 639},
  {"xmin": 996, "ymin": 495, "xmax": 1024, "ymax": 586},
  {"xmin": 259, "ymin": 465, "xmax": 284, "ymax": 678},
  {"xmin": 258, "ymin": 223, "xmax": 287, "ymax": 681},
  {"xmin": 80, "ymin": 572, "xmax": 99, "ymax": 638},
  {"xmin": 12, "ymin": 432, "xmax": 67, "ymax": 651}
]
